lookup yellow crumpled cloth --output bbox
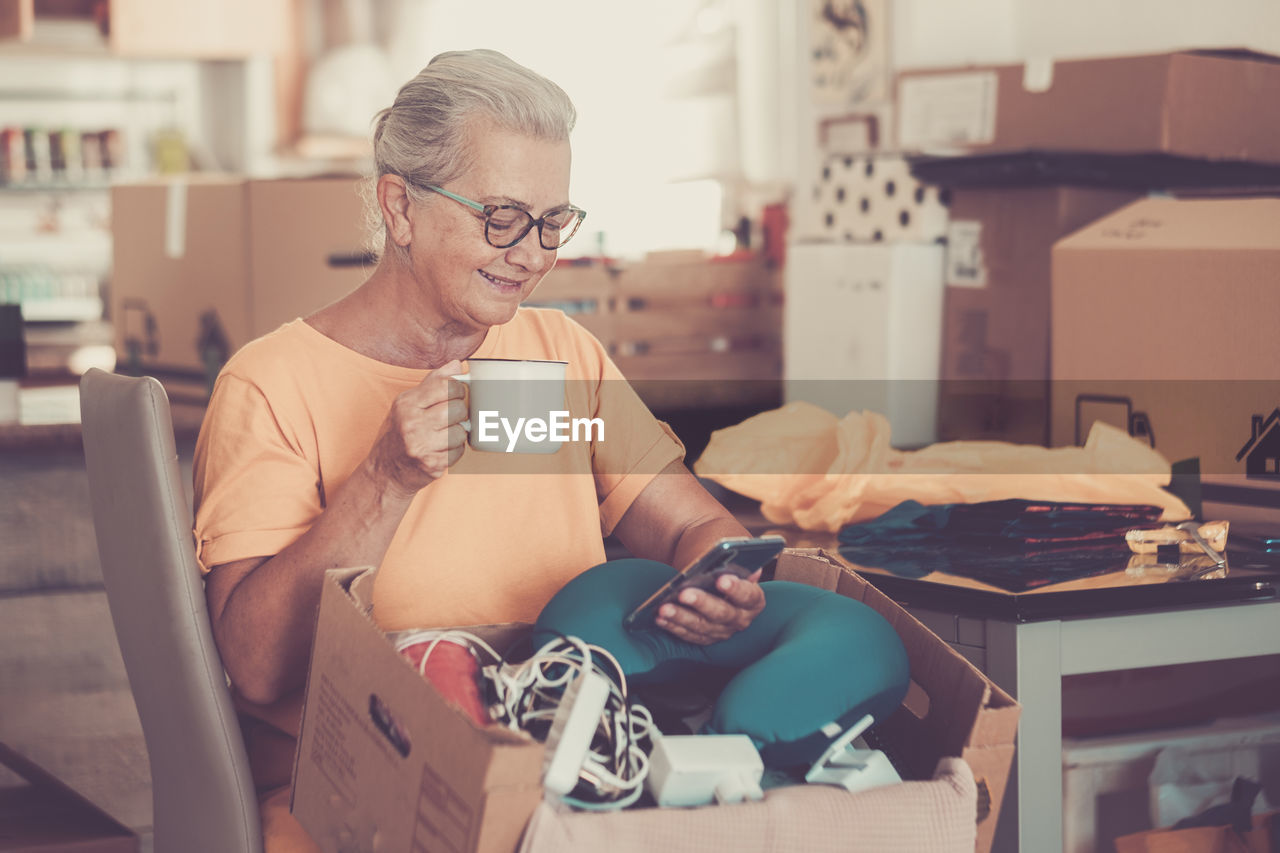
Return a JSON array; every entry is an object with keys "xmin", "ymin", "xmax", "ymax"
[{"xmin": 692, "ymin": 403, "xmax": 1191, "ymax": 532}]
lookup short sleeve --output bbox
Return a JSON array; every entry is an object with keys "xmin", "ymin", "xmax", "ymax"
[
  {"xmin": 588, "ymin": 351, "xmax": 686, "ymax": 535},
  {"xmin": 192, "ymin": 372, "xmax": 324, "ymax": 572}
]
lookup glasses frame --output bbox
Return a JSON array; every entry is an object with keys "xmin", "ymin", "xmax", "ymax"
[{"xmin": 425, "ymin": 184, "xmax": 586, "ymax": 250}]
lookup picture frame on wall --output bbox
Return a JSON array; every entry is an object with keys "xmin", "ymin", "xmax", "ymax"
[{"xmin": 808, "ymin": 0, "xmax": 890, "ymax": 106}]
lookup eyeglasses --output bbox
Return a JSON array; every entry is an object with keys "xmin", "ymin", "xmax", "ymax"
[{"xmin": 425, "ymin": 185, "xmax": 587, "ymax": 250}]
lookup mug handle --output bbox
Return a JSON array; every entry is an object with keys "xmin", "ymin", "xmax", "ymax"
[{"xmin": 450, "ymin": 373, "xmax": 471, "ymax": 432}]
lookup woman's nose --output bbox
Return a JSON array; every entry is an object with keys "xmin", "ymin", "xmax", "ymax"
[{"xmin": 505, "ymin": 227, "xmax": 555, "ymax": 272}]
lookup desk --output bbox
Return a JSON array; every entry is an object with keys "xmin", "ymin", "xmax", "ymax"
[
  {"xmin": 710, "ymin": 493, "xmax": 1280, "ymax": 853},
  {"xmin": 981, "ymin": 601, "xmax": 1280, "ymax": 853}
]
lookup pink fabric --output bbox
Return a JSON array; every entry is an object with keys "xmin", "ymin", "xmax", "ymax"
[{"xmin": 518, "ymin": 757, "xmax": 978, "ymax": 853}]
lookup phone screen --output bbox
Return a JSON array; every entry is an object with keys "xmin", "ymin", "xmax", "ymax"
[{"xmin": 622, "ymin": 535, "xmax": 785, "ymax": 630}]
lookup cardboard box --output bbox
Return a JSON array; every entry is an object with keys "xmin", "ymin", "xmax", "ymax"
[
  {"xmin": 1049, "ymin": 197, "xmax": 1280, "ymax": 497},
  {"xmin": 784, "ymin": 242, "xmax": 944, "ymax": 448},
  {"xmin": 0, "ymin": 742, "xmax": 138, "ymax": 852},
  {"xmin": 897, "ymin": 51, "xmax": 1280, "ymax": 164},
  {"xmin": 1114, "ymin": 811, "xmax": 1278, "ymax": 853},
  {"xmin": 1014, "ymin": 4, "xmax": 1280, "ymax": 66},
  {"xmin": 111, "ymin": 175, "xmax": 371, "ymax": 398},
  {"xmin": 290, "ymin": 550, "xmax": 1019, "ymax": 853},
  {"xmin": 937, "ymin": 186, "xmax": 1141, "ymax": 445}
]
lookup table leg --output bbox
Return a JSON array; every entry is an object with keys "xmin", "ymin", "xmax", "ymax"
[{"xmin": 987, "ymin": 619, "xmax": 1064, "ymax": 853}]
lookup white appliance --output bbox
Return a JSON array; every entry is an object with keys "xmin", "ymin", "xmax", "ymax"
[{"xmin": 784, "ymin": 242, "xmax": 944, "ymax": 448}]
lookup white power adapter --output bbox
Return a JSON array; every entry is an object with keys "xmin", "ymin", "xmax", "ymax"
[
  {"xmin": 542, "ymin": 669, "xmax": 611, "ymax": 796},
  {"xmin": 646, "ymin": 734, "xmax": 764, "ymax": 808}
]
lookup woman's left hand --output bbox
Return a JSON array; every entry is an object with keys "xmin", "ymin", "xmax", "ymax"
[{"xmin": 654, "ymin": 568, "xmax": 766, "ymax": 645}]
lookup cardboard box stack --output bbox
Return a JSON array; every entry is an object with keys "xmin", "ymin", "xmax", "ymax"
[
  {"xmin": 936, "ymin": 186, "xmax": 1140, "ymax": 445},
  {"xmin": 894, "ymin": 49, "xmax": 1280, "ymax": 446},
  {"xmin": 290, "ymin": 549, "xmax": 1018, "ymax": 853},
  {"xmin": 111, "ymin": 175, "xmax": 371, "ymax": 401}
]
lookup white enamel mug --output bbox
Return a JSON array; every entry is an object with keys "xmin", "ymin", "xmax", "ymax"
[{"xmin": 452, "ymin": 358, "xmax": 569, "ymax": 454}]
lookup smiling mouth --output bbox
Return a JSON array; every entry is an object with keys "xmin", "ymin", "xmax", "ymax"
[{"xmin": 479, "ymin": 270, "xmax": 524, "ymax": 289}]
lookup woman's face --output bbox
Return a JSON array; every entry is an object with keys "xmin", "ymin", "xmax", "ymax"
[{"xmin": 406, "ymin": 117, "xmax": 572, "ymax": 334}]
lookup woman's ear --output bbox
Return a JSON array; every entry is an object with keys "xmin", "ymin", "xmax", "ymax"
[{"xmin": 377, "ymin": 174, "xmax": 414, "ymax": 247}]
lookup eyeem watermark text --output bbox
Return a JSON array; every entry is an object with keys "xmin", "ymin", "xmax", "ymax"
[{"xmin": 477, "ymin": 410, "xmax": 604, "ymax": 452}]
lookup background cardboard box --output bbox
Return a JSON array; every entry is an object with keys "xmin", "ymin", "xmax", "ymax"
[
  {"xmin": 290, "ymin": 550, "xmax": 1018, "ymax": 853},
  {"xmin": 1050, "ymin": 197, "xmax": 1280, "ymax": 491},
  {"xmin": 897, "ymin": 50, "xmax": 1280, "ymax": 164},
  {"xmin": 937, "ymin": 186, "xmax": 1141, "ymax": 445},
  {"xmin": 111, "ymin": 175, "xmax": 370, "ymax": 400}
]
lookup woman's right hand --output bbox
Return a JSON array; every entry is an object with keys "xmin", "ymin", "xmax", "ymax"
[{"xmin": 369, "ymin": 359, "xmax": 469, "ymax": 497}]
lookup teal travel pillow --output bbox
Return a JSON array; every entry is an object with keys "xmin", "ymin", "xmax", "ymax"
[{"xmin": 534, "ymin": 558, "xmax": 910, "ymax": 769}]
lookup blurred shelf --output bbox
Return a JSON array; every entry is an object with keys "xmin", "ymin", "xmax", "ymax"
[
  {"xmin": 0, "ymin": 231, "xmax": 110, "ymax": 266},
  {"xmin": 23, "ymin": 318, "xmax": 114, "ymax": 378},
  {"xmin": 19, "ymin": 296, "xmax": 102, "ymax": 322},
  {"xmin": 291, "ymin": 133, "xmax": 372, "ymax": 161},
  {"xmin": 0, "ymin": 17, "xmax": 111, "ymax": 56},
  {"xmin": 0, "ymin": 88, "xmax": 176, "ymax": 102},
  {"xmin": 271, "ymin": 135, "xmax": 374, "ymax": 177},
  {"xmin": 0, "ymin": 181, "xmax": 114, "ymax": 193}
]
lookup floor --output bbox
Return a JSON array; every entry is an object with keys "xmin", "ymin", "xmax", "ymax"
[
  {"xmin": 0, "ymin": 587, "xmax": 154, "ymax": 852},
  {"xmin": 1, "ymin": 392, "xmax": 168, "ymax": 852}
]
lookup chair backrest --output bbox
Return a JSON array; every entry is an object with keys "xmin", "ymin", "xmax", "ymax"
[{"xmin": 79, "ymin": 368, "xmax": 262, "ymax": 853}]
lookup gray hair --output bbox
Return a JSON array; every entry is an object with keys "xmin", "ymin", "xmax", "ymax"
[{"xmin": 364, "ymin": 49, "xmax": 578, "ymax": 261}]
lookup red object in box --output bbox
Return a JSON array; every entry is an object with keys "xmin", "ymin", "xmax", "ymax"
[{"xmin": 398, "ymin": 637, "xmax": 491, "ymax": 727}]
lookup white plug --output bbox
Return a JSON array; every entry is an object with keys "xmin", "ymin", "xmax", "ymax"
[
  {"xmin": 646, "ymin": 734, "xmax": 764, "ymax": 808},
  {"xmin": 804, "ymin": 715, "xmax": 901, "ymax": 794},
  {"xmin": 805, "ymin": 747, "xmax": 901, "ymax": 794},
  {"xmin": 542, "ymin": 669, "xmax": 611, "ymax": 796}
]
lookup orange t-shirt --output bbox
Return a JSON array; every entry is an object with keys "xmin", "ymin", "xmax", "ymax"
[{"xmin": 192, "ymin": 307, "xmax": 683, "ymax": 750}]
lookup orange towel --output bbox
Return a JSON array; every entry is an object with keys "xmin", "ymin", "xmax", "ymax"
[{"xmin": 694, "ymin": 404, "xmax": 1190, "ymax": 532}]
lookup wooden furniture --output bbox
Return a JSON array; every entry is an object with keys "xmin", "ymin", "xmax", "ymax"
[
  {"xmin": 0, "ymin": 0, "xmax": 284, "ymax": 58},
  {"xmin": 530, "ymin": 253, "xmax": 784, "ymax": 412}
]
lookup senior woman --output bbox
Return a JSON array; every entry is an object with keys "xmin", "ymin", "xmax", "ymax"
[{"xmin": 192, "ymin": 49, "xmax": 763, "ymax": 850}]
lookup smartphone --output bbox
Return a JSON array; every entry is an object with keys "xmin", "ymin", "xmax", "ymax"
[{"xmin": 622, "ymin": 535, "xmax": 786, "ymax": 630}]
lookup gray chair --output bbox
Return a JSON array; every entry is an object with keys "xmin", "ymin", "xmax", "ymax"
[{"xmin": 80, "ymin": 368, "xmax": 262, "ymax": 853}]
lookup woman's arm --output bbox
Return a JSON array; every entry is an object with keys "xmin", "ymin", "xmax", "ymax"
[
  {"xmin": 204, "ymin": 362, "xmax": 467, "ymax": 705},
  {"xmin": 611, "ymin": 459, "xmax": 765, "ymax": 644}
]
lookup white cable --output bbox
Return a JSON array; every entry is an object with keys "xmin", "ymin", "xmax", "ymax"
[{"xmin": 468, "ymin": 634, "xmax": 654, "ymax": 808}]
